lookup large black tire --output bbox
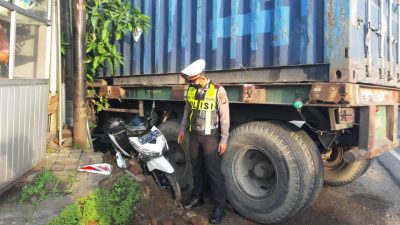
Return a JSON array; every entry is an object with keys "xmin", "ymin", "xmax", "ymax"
[
  {"xmin": 152, "ymin": 170, "xmax": 182, "ymax": 205},
  {"xmin": 271, "ymin": 121, "xmax": 323, "ymax": 212},
  {"xmin": 323, "ymin": 145, "xmax": 373, "ymax": 186},
  {"xmin": 158, "ymin": 120, "xmax": 193, "ymax": 191},
  {"xmin": 222, "ymin": 122, "xmax": 320, "ymax": 224}
]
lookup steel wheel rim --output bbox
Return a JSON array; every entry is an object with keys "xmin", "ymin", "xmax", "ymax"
[
  {"xmin": 323, "ymin": 145, "xmax": 346, "ymax": 172},
  {"xmin": 232, "ymin": 145, "xmax": 277, "ymax": 200}
]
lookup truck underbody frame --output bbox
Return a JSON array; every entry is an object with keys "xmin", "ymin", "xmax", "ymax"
[{"xmin": 91, "ymin": 77, "xmax": 399, "ymax": 162}]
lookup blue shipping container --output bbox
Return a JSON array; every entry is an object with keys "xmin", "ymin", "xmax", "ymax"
[{"xmin": 110, "ymin": 0, "xmax": 400, "ymax": 87}]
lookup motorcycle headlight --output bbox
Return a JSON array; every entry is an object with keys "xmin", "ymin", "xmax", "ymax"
[{"xmin": 138, "ymin": 151, "xmax": 161, "ymax": 161}]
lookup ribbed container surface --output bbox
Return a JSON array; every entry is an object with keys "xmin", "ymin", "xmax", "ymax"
[
  {"xmin": 105, "ymin": 0, "xmax": 400, "ymax": 87},
  {"xmin": 110, "ymin": 0, "xmax": 324, "ymax": 75}
]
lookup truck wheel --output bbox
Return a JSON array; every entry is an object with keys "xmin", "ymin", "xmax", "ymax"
[
  {"xmin": 222, "ymin": 122, "xmax": 316, "ymax": 223},
  {"xmin": 270, "ymin": 121, "xmax": 323, "ymax": 212},
  {"xmin": 323, "ymin": 145, "xmax": 373, "ymax": 186},
  {"xmin": 158, "ymin": 120, "xmax": 193, "ymax": 191}
]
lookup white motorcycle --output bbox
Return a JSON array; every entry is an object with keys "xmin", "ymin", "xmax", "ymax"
[{"xmin": 105, "ymin": 117, "xmax": 181, "ymax": 203}]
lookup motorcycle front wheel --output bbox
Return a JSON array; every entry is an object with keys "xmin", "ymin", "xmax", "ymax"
[{"xmin": 152, "ymin": 170, "xmax": 181, "ymax": 205}]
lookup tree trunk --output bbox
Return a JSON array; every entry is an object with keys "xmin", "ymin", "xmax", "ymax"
[{"xmin": 72, "ymin": 0, "xmax": 88, "ymax": 147}]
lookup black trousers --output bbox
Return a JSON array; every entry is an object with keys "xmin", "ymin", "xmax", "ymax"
[{"xmin": 189, "ymin": 133, "xmax": 226, "ymax": 208}]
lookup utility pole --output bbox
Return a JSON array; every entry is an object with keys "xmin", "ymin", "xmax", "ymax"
[
  {"xmin": 72, "ymin": 0, "xmax": 88, "ymax": 147},
  {"xmin": 62, "ymin": 0, "xmax": 74, "ymax": 128}
]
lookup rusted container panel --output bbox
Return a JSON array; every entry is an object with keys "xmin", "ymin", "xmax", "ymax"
[
  {"xmin": 0, "ymin": 80, "xmax": 48, "ymax": 192},
  {"xmin": 309, "ymin": 83, "xmax": 400, "ymax": 105},
  {"xmin": 326, "ymin": 0, "xmax": 400, "ymax": 87}
]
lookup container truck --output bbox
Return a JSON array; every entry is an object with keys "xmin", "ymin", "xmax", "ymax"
[{"xmin": 92, "ymin": 0, "xmax": 400, "ymax": 223}]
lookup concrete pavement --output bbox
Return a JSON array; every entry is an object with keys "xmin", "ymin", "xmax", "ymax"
[
  {"xmin": 378, "ymin": 148, "xmax": 400, "ymax": 186},
  {"xmin": 0, "ymin": 148, "xmax": 106, "ymax": 225}
]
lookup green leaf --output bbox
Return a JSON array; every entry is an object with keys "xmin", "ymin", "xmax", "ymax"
[
  {"xmin": 85, "ymin": 0, "xmax": 152, "ymax": 79},
  {"xmin": 99, "ymin": 56, "xmax": 106, "ymax": 65},
  {"xmin": 127, "ymin": 23, "xmax": 132, "ymax": 32},
  {"xmin": 87, "ymin": 73, "xmax": 94, "ymax": 83},
  {"xmin": 93, "ymin": 56, "xmax": 100, "ymax": 71},
  {"xmin": 102, "ymin": 20, "xmax": 111, "ymax": 41},
  {"xmin": 106, "ymin": 58, "xmax": 114, "ymax": 74},
  {"xmin": 112, "ymin": 45, "xmax": 117, "ymax": 54},
  {"xmin": 85, "ymin": 56, "xmax": 93, "ymax": 64},
  {"xmin": 91, "ymin": 13, "xmax": 98, "ymax": 30},
  {"xmin": 97, "ymin": 43, "xmax": 106, "ymax": 54},
  {"xmin": 97, "ymin": 104, "xmax": 103, "ymax": 112},
  {"xmin": 86, "ymin": 41, "xmax": 96, "ymax": 53}
]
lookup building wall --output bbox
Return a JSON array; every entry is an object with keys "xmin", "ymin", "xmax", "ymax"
[
  {"xmin": 0, "ymin": 79, "xmax": 48, "ymax": 191},
  {"xmin": 0, "ymin": 0, "xmax": 52, "ymax": 193}
]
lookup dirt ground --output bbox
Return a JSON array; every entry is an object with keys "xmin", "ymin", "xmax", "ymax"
[
  {"xmin": 96, "ymin": 135, "xmax": 399, "ymax": 225},
  {"xmin": 119, "ymin": 156, "xmax": 399, "ymax": 225},
  {"xmin": 1, "ymin": 142, "xmax": 397, "ymax": 225}
]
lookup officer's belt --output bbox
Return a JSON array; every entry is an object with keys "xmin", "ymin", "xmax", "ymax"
[{"xmin": 191, "ymin": 127, "xmax": 219, "ymax": 136}]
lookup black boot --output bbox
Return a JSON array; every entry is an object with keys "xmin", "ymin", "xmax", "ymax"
[
  {"xmin": 208, "ymin": 207, "xmax": 225, "ymax": 224},
  {"xmin": 183, "ymin": 194, "xmax": 204, "ymax": 210}
]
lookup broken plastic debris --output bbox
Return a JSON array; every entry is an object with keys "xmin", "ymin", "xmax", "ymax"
[
  {"xmin": 116, "ymin": 152, "xmax": 127, "ymax": 169},
  {"xmin": 78, "ymin": 163, "xmax": 112, "ymax": 175}
]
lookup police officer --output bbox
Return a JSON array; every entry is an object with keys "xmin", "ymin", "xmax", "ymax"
[{"xmin": 177, "ymin": 59, "xmax": 229, "ymax": 224}]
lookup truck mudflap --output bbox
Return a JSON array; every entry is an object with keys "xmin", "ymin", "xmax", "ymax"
[{"xmin": 309, "ymin": 82, "xmax": 400, "ymax": 161}]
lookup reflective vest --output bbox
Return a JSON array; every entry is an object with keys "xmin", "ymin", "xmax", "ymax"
[{"xmin": 186, "ymin": 82, "xmax": 219, "ymax": 135}]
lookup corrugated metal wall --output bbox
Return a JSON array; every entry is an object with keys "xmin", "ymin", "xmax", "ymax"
[
  {"xmin": 0, "ymin": 80, "xmax": 48, "ymax": 190},
  {"xmin": 109, "ymin": 0, "xmax": 324, "ymax": 76},
  {"xmin": 102, "ymin": 0, "xmax": 400, "ymax": 87}
]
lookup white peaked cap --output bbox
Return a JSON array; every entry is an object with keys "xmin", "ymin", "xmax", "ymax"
[{"xmin": 181, "ymin": 59, "xmax": 206, "ymax": 79}]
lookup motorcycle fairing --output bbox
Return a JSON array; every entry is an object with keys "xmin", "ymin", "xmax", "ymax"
[{"xmin": 146, "ymin": 156, "xmax": 175, "ymax": 173}]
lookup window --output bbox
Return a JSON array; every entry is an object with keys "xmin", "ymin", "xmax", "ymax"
[
  {"xmin": 15, "ymin": 0, "xmax": 49, "ymax": 19},
  {"xmin": 14, "ymin": 13, "xmax": 47, "ymax": 78},
  {"xmin": 0, "ymin": 0, "xmax": 51, "ymax": 79},
  {"xmin": 0, "ymin": 6, "xmax": 10, "ymax": 78}
]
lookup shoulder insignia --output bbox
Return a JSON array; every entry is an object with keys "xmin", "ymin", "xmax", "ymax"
[
  {"xmin": 211, "ymin": 80, "xmax": 221, "ymax": 88},
  {"xmin": 218, "ymin": 92, "xmax": 227, "ymax": 104}
]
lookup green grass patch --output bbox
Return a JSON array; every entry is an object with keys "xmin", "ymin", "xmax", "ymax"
[
  {"xmin": 47, "ymin": 174, "xmax": 142, "ymax": 225},
  {"xmin": 19, "ymin": 169, "xmax": 65, "ymax": 205},
  {"xmin": 46, "ymin": 147, "xmax": 57, "ymax": 153}
]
